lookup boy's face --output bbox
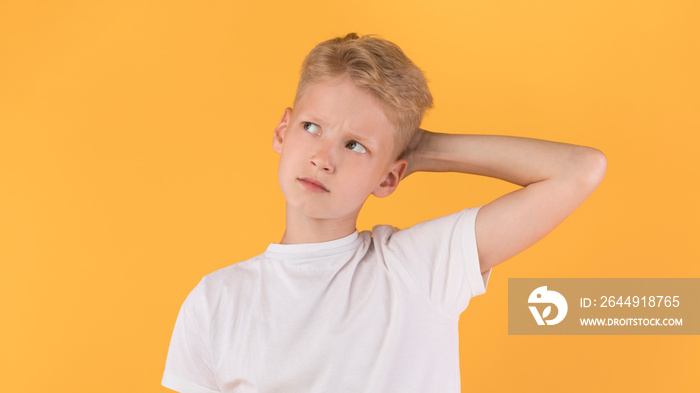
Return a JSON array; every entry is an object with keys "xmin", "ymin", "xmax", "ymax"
[{"xmin": 273, "ymin": 74, "xmax": 407, "ymax": 223}]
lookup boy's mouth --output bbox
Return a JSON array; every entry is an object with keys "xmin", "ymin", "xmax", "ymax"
[{"xmin": 298, "ymin": 177, "xmax": 329, "ymax": 193}]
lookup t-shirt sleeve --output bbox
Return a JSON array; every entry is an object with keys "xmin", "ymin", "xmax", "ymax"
[
  {"xmin": 162, "ymin": 278, "xmax": 220, "ymax": 393},
  {"xmin": 384, "ymin": 207, "xmax": 491, "ymax": 319}
]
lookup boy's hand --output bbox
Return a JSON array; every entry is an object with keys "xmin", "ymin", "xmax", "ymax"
[
  {"xmin": 399, "ymin": 128, "xmax": 430, "ymax": 178},
  {"xmin": 399, "ymin": 130, "xmax": 607, "ymax": 273}
]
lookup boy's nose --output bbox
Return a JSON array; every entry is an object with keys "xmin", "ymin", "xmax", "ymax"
[{"xmin": 310, "ymin": 147, "xmax": 335, "ymax": 173}]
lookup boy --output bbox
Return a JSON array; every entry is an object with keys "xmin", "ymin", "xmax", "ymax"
[{"xmin": 162, "ymin": 33, "xmax": 606, "ymax": 393}]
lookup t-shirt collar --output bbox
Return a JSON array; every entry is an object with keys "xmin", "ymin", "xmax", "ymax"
[{"xmin": 264, "ymin": 230, "xmax": 360, "ymax": 260}]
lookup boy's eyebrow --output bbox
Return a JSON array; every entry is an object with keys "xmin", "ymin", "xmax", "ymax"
[
  {"xmin": 300, "ymin": 112, "xmax": 379, "ymax": 145},
  {"xmin": 344, "ymin": 130, "xmax": 377, "ymax": 145},
  {"xmin": 302, "ymin": 113, "xmax": 325, "ymax": 125}
]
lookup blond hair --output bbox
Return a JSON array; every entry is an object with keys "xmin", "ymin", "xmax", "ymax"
[{"xmin": 294, "ymin": 33, "xmax": 433, "ymax": 158}]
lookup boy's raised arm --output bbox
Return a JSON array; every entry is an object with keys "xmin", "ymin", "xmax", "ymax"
[{"xmin": 401, "ymin": 130, "xmax": 607, "ymax": 273}]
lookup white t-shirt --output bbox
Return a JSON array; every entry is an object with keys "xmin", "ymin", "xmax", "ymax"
[{"xmin": 163, "ymin": 207, "xmax": 490, "ymax": 393}]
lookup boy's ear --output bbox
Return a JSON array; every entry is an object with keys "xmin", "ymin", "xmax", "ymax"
[
  {"xmin": 272, "ymin": 107, "xmax": 292, "ymax": 154},
  {"xmin": 372, "ymin": 158, "xmax": 408, "ymax": 198}
]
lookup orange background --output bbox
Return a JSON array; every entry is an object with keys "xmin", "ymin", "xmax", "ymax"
[{"xmin": 1, "ymin": 1, "xmax": 698, "ymax": 392}]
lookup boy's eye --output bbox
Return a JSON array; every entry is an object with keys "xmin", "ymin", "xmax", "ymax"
[
  {"xmin": 303, "ymin": 122, "xmax": 320, "ymax": 135},
  {"xmin": 346, "ymin": 141, "xmax": 367, "ymax": 154}
]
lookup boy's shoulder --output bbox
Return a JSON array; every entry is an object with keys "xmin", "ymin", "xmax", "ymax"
[{"xmin": 201, "ymin": 252, "xmax": 268, "ymax": 285}]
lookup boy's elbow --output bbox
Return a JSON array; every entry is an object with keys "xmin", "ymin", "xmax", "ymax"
[
  {"xmin": 572, "ymin": 146, "xmax": 608, "ymax": 190},
  {"xmin": 585, "ymin": 147, "xmax": 607, "ymax": 186}
]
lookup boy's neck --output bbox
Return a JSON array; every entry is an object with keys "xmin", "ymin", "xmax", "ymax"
[{"xmin": 279, "ymin": 206, "xmax": 359, "ymax": 244}]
